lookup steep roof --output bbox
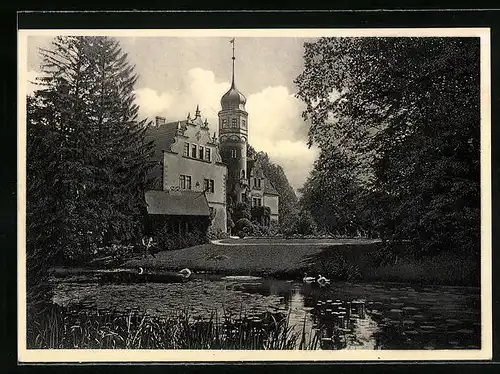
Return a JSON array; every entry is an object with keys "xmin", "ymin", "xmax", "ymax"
[
  {"xmin": 146, "ymin": 121, "xmax": 188, "ymax": 160},
  {"xmin": 221, "ymin": 82, "xmax": 247, "ymax": 111},
  {"xmin": 145, "ymin": 190, "xmax": 210, "ymax": 216},
  {"xmin": 145, "ymin": 121, "xmax": 187, "ymax": 181},
  {"xmin": 264, "ymin": 181, "xmax": 279, "ymax": 196}
]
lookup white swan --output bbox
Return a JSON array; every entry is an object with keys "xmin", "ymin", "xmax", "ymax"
[
  {"xmin": 138, "ymin": 267, "xmax": 144, "ymax": 275},
  {"xmin": 317, "ymin": 274, "xmax": 330, "ymax": 286},
  {"xmin": 303, "ymin": 273, "xmax": 316, "ymax": 283},
  {"xmin": 178, "ymin": 268, "xmax": 192, "ymax": 278}
]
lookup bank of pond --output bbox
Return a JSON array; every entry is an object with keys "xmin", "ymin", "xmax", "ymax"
[{"xmin": 27, "ymin": 271, "xmax": 481, "ymax": 350}]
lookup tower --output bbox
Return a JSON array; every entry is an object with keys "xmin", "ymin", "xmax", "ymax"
[{"xmin": 219, "ymin": 38, "xmax": 249, "ymax": 204}]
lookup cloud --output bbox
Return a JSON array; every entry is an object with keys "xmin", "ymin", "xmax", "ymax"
[
  {"xmin": 134, "ymin": 68, "xmax": 228, "ymax": 131},
  {"xmin": 252, "ymin": 138, "xmax": 319, "ymax": 194},
  {"xmin": 246, "ymin": 86, "xmax": 318, "ymax": 192},
  {"xmin": 134, "ymin": 68, "xmax": 318, "ymax": 192},
  {"xmin": 246, "ymin": 86, "xmax": 308, "ymax": 142},
  {"xmin": 134, "ymin": 88, "xmax": 174, "ymax": 117}
]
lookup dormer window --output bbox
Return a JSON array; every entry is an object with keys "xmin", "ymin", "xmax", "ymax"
[
  {"xmin": 230, "ymin": 149, "xmax": 237, "ymax": 158},
  {"xmin": 231, "ymin": 118, "xmax": 238, "ymax": 128},
  {"xmin": 254, "ymin": 178, "xmax": 261, "ymax": 188},
  {"xmin": 205, "ymin": 147, "xmax": 211, "ymax": 161},
  {"xmin": 242, "ymin": 119, "xmax": 246, "ymax": 129},
  {"xmin": 222, "ymin": 119, "xmax": 228, "ymax": 128},
  {"xmin": 252, "ymin": 197, "xmax": 262, "ymax": 207}
]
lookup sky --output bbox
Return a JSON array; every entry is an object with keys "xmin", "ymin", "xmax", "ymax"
[{"xmin": 26, "ymin": 35, "xmax": 320, "ymax": 193}]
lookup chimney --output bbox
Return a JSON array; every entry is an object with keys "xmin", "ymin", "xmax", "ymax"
[{"xmin": 155, "ymin": 116, "xmax": 166, "ymax": 127}]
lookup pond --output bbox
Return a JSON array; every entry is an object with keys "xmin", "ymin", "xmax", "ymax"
[{"xmin": 50, "ymin": 270, "xmax": 481, "ymax": 350}]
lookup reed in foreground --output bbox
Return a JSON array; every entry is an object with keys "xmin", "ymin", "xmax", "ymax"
[{"xmin": 27, "ymin": 304, "xmax": 321, "ymax": 350}]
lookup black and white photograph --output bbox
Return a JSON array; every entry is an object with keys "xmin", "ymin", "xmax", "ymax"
[{"xmin": 17, "ymin": 27, "xmax": 492, "ymax": 362}]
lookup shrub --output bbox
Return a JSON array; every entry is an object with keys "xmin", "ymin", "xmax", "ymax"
[
  {"xmin": 251, "ymin": 206, "xmax": 271, "ymax": 226},
  {"xmin": 231, "ymin": 202, "xmax": 252, "ymax": 222},
  {"xmin": 235, "ymin": 218, "xmax": 254, "ymax": 232},
  {"xmin": 96, "ymin": 244, "xmax": 135, "ymax": 259},
  {"xmin": 233, "ymin": 202, "xmax": 251, "ymax": 222},
  {"xmin": 268, "ymin": 221, "xmax": 281, "ymax": 236},
  {"xmin": 313, "ymin": 253, "xmax": 362, "ymax": 281},
  {"xmin": 294, "ymin": 210, "xmax": 317, "ymax": 236},
  {"xmin": 154, "ymin": 226, "xmax": 207, "ymax": 252},
  {"xmin": 207, "ymin": 227, "xmax": 230, "ymax": 241},
  {"xmin": 155, "ymin": 230, "xmax": 176, "ymax": 251},
  {"xmin": 250, "ymin": 222, "xmax": 270, "ymax": 237}
]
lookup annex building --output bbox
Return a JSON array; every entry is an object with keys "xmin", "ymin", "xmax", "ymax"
[{"xmin": 144, "ymin": 43, "xmax": 279, "ymax": 234}]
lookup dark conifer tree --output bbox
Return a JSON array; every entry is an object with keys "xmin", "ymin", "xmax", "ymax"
[{"xmin": 27, "ymin": 35, "xmax": 154, "ymax": 277}]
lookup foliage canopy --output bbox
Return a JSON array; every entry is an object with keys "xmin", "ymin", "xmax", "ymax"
[{"xmin": 295, "ymin": 37, "xmax": 480, "ymax": 254}]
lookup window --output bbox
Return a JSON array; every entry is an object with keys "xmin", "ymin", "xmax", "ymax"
[
  {"xmin": 204, "ymin": 178, "xmax": 215, "ymax": 193},
  {"xmin": 241, "ymin": 170, "xmax": 245, "ymax": 179},
  {"xmin": 222, "ymin": 119, "xmax": 227, "ymax": 128},
  {"xmin": 205, "ymin": 147, "xmax": 211, "ymax": 161},
  {"xmin": 199, "ymin": 145, "xmax": 204, "ymax": 159},
  {"xmin": 183, "ymin": 142, "xmax": 189, "ymax": 157},
  {"xmin": 241, "ymin": 193, "xmax": 246, "ymax": 202},
  {"xmin": 180, "ymin": 175, "xmax": 192, "ymax": 190},
  {"xmin": 242, "ymin": 119, "xmax": 246, "ymax": 128},
  {"xmin": 191, "ymin": 144, "xmax": 197, "ymax": 158},
  {"xmin": 230, "ymin": 149, "xmax": 237, "ymax": 158},
  {"xmin": 231, "ymin": 118, "xmax": 238, "ymax": 128},
  {"xmin": 252, "ymin": 198, "xmax": 262, "ymax": 207},
  {"xmin": 254, "ymin": 178, "xmax": 261, "ymax": 188}
]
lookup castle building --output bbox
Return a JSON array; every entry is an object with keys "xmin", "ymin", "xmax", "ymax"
[
  {"xmin": 145, "ymin": 108, "xmax": 228, "ymax": 233},
  {"xmin": 145, "ymin": 40, "xmax": 279, "ymax": 234}
]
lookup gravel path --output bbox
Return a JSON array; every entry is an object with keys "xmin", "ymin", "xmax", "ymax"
[{"xmin": 211, "ymin": 238, "xmax": 381, "ymax": 246}]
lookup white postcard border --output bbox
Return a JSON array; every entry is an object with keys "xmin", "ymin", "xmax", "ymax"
[{"xmin": 17, "ymin": 27, "xmax": 492, "ymax": 363}]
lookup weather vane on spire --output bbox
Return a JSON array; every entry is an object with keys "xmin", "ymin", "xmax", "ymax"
[{"xmin": 229, "ymin": 38, "xmax": 235, "ymax": 86}]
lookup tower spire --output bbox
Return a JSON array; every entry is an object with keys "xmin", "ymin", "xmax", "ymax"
[{"xmin": 229, "ymin": 38, "xmax": 235, "ymax": 87}]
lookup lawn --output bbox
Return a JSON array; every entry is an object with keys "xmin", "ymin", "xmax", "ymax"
[
  {"xmin": 124, "ymin": 242, "xmax": 329, "ymax": 278},
  {"xmin": 123, "ymin": 238, "xmax": 479, "ymax": 286}
]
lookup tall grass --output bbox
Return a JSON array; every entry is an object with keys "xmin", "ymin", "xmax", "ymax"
[
  {"xmin": 308, "ymin": 244, "xmax": 480, "ymax": 286},
  {"xmin": 27, "ymin": 304, "xmax": 320, "ymax": 350}
]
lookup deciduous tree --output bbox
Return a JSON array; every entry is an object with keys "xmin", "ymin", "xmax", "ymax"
[{"xmin": 295, "ymin": 37, "xmax": 480, "ymax": 254}]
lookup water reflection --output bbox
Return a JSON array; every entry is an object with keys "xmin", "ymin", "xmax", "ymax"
[{"xmin": 50, "ymin": 271, "xmax": 481, "ymax": 350}]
